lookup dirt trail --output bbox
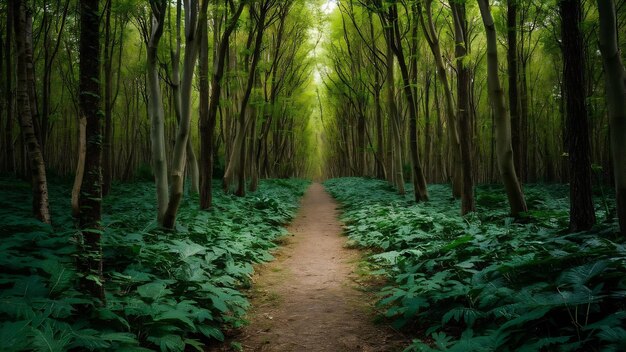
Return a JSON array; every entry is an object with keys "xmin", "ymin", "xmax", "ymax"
[{"xmin": 216, "ymin": 183, "xmax": 406, "ymax": 351}]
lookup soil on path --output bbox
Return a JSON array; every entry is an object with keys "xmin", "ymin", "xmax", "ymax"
[{"xmin": 212, "ymin": 183, "xmax": 407, "ymax": 351}]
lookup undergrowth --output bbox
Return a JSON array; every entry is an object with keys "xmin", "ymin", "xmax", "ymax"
[
  {"xmin": 325, "ymin": 177, "xmax": 625, "ymax": 352},
  {"xmin": 0, "ymin": 177, "xmax": 309, "ymax": 351}
]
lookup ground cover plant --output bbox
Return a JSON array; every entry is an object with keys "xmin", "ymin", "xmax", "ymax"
[
  {"xmin": 325, "ymin": 177, "xmax": 626, "ymax": 352},
  {"xmin": 0, "ymin": 177, "xmax": 308, "ymax": 351}
]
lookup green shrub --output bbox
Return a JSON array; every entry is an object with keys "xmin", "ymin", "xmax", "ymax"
[
  {"xmin": 0, "ymin": 177, "xmax": 309, "ymax": 351},
  {"xmin": 325, "ymin": 177, "xmax": 625, "ymax": 352}
]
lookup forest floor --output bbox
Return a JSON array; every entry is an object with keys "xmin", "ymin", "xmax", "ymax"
[{"xmin": 208, "ymin": 183, "xmax": 407, "ymax": 351}]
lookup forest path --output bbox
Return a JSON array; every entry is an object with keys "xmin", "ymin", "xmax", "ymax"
[{"xmin": 211, "ymin": 183, "xmax": 406, "ymax": 351}]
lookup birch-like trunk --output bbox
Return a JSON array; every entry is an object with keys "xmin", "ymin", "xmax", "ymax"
[
  {"xmin": 78, "ymin": 0, "xmax": 105, "ymax": 302},
  {"xmin": 13, "ymin": 0, "xmax": 51, "ymax": 224}
]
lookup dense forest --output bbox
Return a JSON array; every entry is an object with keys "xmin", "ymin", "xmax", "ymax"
[{"xmin": 0, "ymin": 0, "xmax": 625, "ymax": 351}]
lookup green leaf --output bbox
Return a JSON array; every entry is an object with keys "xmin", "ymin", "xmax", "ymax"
[
  {"xmin": 198, "ymin": 325, "xmax": 224, "ymax": 341},
  {"xmin": 99, "ymin": 332, "xmax": 139, "ymax": 344},
  {"xmin": 557, "ymin": 260, "xmax": 609, "ymax": 286},
  {"xmin": 498, "ymin": 308, "xmax": 551, "ymax": 331},
  {"xmin": 31, "ymin": 322, "xmax": 72, "ymax": 352},
  {"xmin": 70, "ymin": 329, "xmax": 111, "ymax": 350},
  {"xmin": 0, "ymin": 320, "xmax": 31, "ymax": 350},
  {"xmin": 168, "ymin": 240, "xmax": 206, "ymax": 259},
  {"xmin": 147, "ymin": 334, "xmax": 184, "ymax": 352},
  {"xmin": 154, "ymin": 310, "xmax": 195, "ymax": 330},
  {"xmin": 137, "ymin": 282, "xmax": 171, "ymax": 301}
]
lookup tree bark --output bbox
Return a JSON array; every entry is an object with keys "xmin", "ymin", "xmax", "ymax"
[
  {"xmin": 78, "ymin": 0, "xmax": 105, "ymax": 302},
  {"xmin": 13, "ymin": 0, "xmax": 51, "ymax": 224},
  {"xmin": 420, "ymin": 0, "xmax": 462, "ymax": 198},
  {"xmin": 560, "ymin": 0, "xmax": 596, "ymax": 231},
  {"xmin": 71, "ymin": 117, "xmax": 86, "ymax": 218},
  {"xmin": 200, "ymin": 1, "xmax": 246, "ymax": 209},
  {"xmin": 169, "ymin": 0, "xmax": 200, "ymax": 196},
  {"xmin": 5, "ymin": 1, "xmax": 15, "ymax": 173},
  {"xmin": 477, "ymin": 0, "xmax": 527, "ymax": 216},
  {"xmin": 451, "ymin": 1, "xmax": 476, "ymax": 215},
  {"xmin": 102, "ymin": 0, "xmax": 113, "ymax": 196},
  {"xmin": 597, "ymin": 0, "xmax": 626, "ymax": 234},
  {"xmin": 146, "ymin": 0, "xmax": 169, "ymax": 224},
  {"xmin": 385, "ymin": 37, "xmax": 405, "ymax": 195},
  {"xmin": 507, "ymin": 0, "xmax": 523, "ymax": 182},
  {"xmin": 380, "ymin": 1, "xmax": 428, "ymax": 201},
  {"xmin": 223, "ymin": 2, "xmax": 268, "ymax": 195},
  {"xmin": 162, "ymin": 0, "xmax": 208, "ymax": 229}
]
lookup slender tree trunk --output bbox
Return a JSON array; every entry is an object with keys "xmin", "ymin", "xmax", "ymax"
[
  {"xmin": 199, "ymin": 1, "xmax": 210, "ymax": 202},
  {"xmin": 200, "ymin": 1, "xmax": 246, "ymax": 209},
  {"xmin": 507, "ymin": 0, "xmax": 523, "ymax": 182},
  {"xmin": 374, "ymin": 88, "xmax": 386, "ymax": 179},
  {"xmin": 224, "ymin": 3, "xmax": 268, "ymax": 195},
  {"xmin": 383, "ymin": 2, "xmax": 428, "ymax": 201},
  {"xmin": 451, "ymin": 1, "xmax": 476, "ymax": 214},
  {"xmin": 169, "ymin": 0, "xmax": 200, "ymax": 196},
  {"xmin": 5, "ymin": 2, "xmax": 15, "ymax": 173},
  {"xmin": 478, "ymin": 0, "xmax": 527, "ymax": 216},
  {"xmin": 13, "ymin": 0, "xmax": 51, "ymax": 224},
  {"xmin": 386, "ymin": 38, "xmax": 405, "ymax": 195},
  {"xmin": 560, "ymin": 0, "xmax": 596, "ymax": 231},
  {"xmin": 420, "ymin": 0, "xmax": 462, "ymax": 198},
  {"xmin": 162, "ymin": 0, "xmax": 208, "ymax": 229},
  {"xmin": 102, "ymin": 0, "xmax": 113, "ymax": 196},
  {"xmin": 78, "ymin": 0, "xmax": 104, "ymax": 302},
  {"xmin": 71, "ymin": 117, "xmax": 86, "ymax": 218},
  {"xmin": 597, "ymin": 0, "xmax": 626, "ymax": 234},
  {"xmin": 146, "ymin": 2, "xmax": 169, "ymax": 224}
]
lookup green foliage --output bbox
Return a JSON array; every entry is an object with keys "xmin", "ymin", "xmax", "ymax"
[
  {"xmin": 324, "ymin": 177, "xmax": 625, "ymax": 351},
  {"xmin": 0, "ymin": 177, "xmax": 309, "ymax": 351}
]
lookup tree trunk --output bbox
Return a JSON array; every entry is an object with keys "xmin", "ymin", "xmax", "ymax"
[
  {"xmin": 71, "ymin": 117, "xmax": 86, "ymax": 218},
  {"xmin": 383, "ymin": 2, "xmax": 428, "ymax": 201},
  {"xmin": 507, "ymin": 0, "xmax": 523, "ymax": 182},
  {"xmin": 146, "ymin": 1, "xmax": 169, "ymax": 224},
  {"xmin": 199, "ymin": 1, "xmax": 211, "ymax": 203},
  {"xmin": 13, "ymin": 0, "xmax": 51, "ymax": 224},
  {"xmin": 223, "ymin": 2, "xmax": 268, "ymax": 195},
  {"xmin": 78, "ymin": 0, "xmax": 105, "ymax": 302},
  {"xmin": 200, "ymin": 1, "xmax": 246, "ymax": 209},
  {"xmin": 385, "ymin": 38, "xmax": 405, "ymax": 195},
  {"xmin": 374, "ymin": 88, "xmax": 386, "ymax": 180},
  {"xmin": 560, "ymin": 0, "xmax": 596, "ymax": 231},
  {"xmin": 5, "ymin": 2, "xmax": 15, "ymax": 173},
  {"xmin": 420, "ymin": 0, "xmax": 462, "ymax": 198},
  {"xmin": 162, "ymin": 0, "xmax": 207, "ymax": 229},
  {"xmin": 169, "ymin": 0, "xmax": 199, "ymax": 196},
  {"xmin": 451, "ymin": 1, "xmax": 476, "ymax": 215},
  {"xmin": 477, "ymin": 0, "xmax": 527, "ymax": 216},
  {"xmin": 597, "ymin": 0, "xmax": 626, "ymax": 234},
  {"xmin": 102, "ymin": 0, "xmax": 113, "ymax": 196}
]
